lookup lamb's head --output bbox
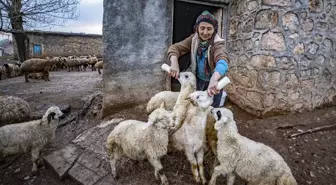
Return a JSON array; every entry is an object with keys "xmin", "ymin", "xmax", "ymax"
[
  {"xmin": 188, "ymin": 91, "xmax": 213, "ymax": 109},
  {"xmin": 178, "ymin": 72, "xmax": 196, "ymax": 89},
  {"xmin": 148, "ymin": 102, "xmax": 174, "ymax": 129},
  {"xmin": 3, "ymin": 64, "xmax": 9, "ymax": 68},
  {"xmin": 42, "ymin": 106, "xmax": 66, "ymax": 125},
  {"xmin": 210, "ymin": 107, "xmax": 237, "ymax": 132}
]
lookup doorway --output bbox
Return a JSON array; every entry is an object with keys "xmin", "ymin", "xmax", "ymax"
[{"xmin": 171, "ymin": 0, "xmax": 226, "ymax": 91}]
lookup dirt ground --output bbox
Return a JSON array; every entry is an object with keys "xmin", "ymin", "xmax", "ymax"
[{"xmin": 0, "ymin": 70, "xmax": 335, "ymax": 185}]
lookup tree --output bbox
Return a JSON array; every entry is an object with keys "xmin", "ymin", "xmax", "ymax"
[{"xmin": 0, "ymin": 0, "xmax": 80, "ymax": 62}]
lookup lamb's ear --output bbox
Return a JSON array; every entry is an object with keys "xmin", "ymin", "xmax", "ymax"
[
  {"xmin": 216, "ymin": 110, "xmax": 222, "ymax": 121},
  {"xmin": 47, "ymin": 112, "xmax": 56, "ymax": 124},
  {"xmin": 160, "ymin": 102, "xmax": 165, "ymax": 109}
]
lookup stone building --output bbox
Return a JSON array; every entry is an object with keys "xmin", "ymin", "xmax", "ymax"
[
  {"xmin": 103, "ymin": 0, "xmax": 335, "ymax": 117},
  {"xmin": 13, "ymin": 30, "xmax": 102, "ymax": 59}
]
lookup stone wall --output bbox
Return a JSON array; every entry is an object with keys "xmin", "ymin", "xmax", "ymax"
[
  {"xmin": 14, "ymin": 31, "xmax": 102, "ymax": 58},
  {"xmin": 102, "ymin": 0, "xmax": 172, "ymax": 117},
  {"xmin": 226, "ymin": 0, "xmax": 336, "ymax": 116}
]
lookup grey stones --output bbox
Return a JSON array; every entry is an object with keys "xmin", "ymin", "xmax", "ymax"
[
  {"xmin": 68, "ymin": 150, "xmax": 109, "ymax": 185},
  {"xmin": 282, "ymin": 12, "xmax": 299, "ymax": 31},
  {"xmin": 255, "ymin": 10, "xmax": 278, "ymax": 29},
  {"xmin": 262, "ymin": 0, "xmax": 293, "ymax": 6},
  {"xmin": 261, "ymin": 32, "xmax": 286, "ymax": 51},
  {"xmin": 301, "ymin": 19, "xmax": 314, "ymax": 32},
  {"xmin": 293, "ymin": 43, "xmax": 305, "ymax": 54},
  {"xmin": 44, "ymin": 144, "xmax": 81, "ymax": 179},
  {"xmin": 250, "ymin": 55, "xmax": 276, "ymax": 69},
  {"xmin": 309, "ymin": 0, "xmax": 324, "ymax": 13}
]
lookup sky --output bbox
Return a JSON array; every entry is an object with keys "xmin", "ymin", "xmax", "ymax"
[{"xmin": 45, "ymin": 0, "xmax": 103, "ymax": 34}]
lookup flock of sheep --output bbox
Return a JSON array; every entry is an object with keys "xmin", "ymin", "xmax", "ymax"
[
  {"xmin": 0, "ymin": 66, "xmax": 297, "ymax": 185},
  {"xmin": 0, "ymin": 55, "xmax": 103, "ymax": 82}
]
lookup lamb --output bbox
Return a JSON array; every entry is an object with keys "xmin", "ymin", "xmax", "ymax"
[
  {"xmin": 146, "ymin": 91, "xmax": 179, "ymax": 113},
  {"xmin": 0, "ymin": 96, "xmax": 31, "ymax": 126},
  {"xmin": 170, "ymin": 90, "xmax": 213, "ymax": 184},
  {"xmin": 208, "ymin": 107, "xmax": 297, "ymax": 185},
  {"xmin": 0, "ymin": 106, "xmax": 65, "ymax": 173},
  {"xmin": 3, "ymin": 63, "xmax": 14, "ymax": 78},
  {"xmin": 106, "ymin": 103, "xmax": 174, "ymax": 185},
  {"xmin": 20, "ymin": 58, "xmax": 53, "ymax": 82},
  {"xmin": 94, "ymin": 60, "xmax": 103, "ymax": 74},
  {"xmin": 170, "ymin": 71, "xmax": 196, "ymax": 130}
]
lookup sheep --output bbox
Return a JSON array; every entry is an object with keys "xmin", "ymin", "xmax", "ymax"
[
  {"xmin": 106, "ymin": 103, "xmax": 174, "ymax": 185},
  {"xmin": 0, "ymin": 106, "xmax": 65, "ymax": 173},
  {"xmin": 3, "ymin": 63, "xmax": 14, "ymax": 78},
  {"xmin": 94, "ymin": 61, "xmax": 103, "ymax": 74},
  {"xmin": 146, "ymin": 91, "xmax": 179, "ymax": 113},
  {"xmin": 170, "ymin": 90, "xmax": 213, "ymax": 184},
  {"xmin": 14, "ymin": 64, "xmax": 21, "ymax": 76},
  {"xmin": 208, "ymin": 107, "xmax": 297, "ymax": 185},
  {"xmin": 0, "ymin": 66, "xmax": 4, "ymax": 80},
  {"xmin": 0, "ymin": 96, "xmax": 31, "ymax": 126},
  {"xmin": 88, "ymin": 56, "xmax": 98, "ymax": 71},
  {"xmin": 20, "ymin": 58, "xmax": 53, "ymax": 82}
]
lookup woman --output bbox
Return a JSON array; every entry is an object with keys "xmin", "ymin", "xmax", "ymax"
[{"xmin": 167, "ymin": 10, "xmax": 230, "ymax": 107}]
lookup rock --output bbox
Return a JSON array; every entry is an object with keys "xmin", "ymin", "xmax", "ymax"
[
  {"xmin": 325, "ymin": 3, "xmax": 332, "ymax": 13},
  {"xmin": 282, "ymin": 12, "xmax": 299, "ymax": 31},
  {"xmin": 276, "ymin": 57, "xmax": 296, "ymax": 70},
  {"xmin": 262, "ymin": 0, "xmax": 292, "ymax": 6},
  {"xmin": 301, "ymin": 19, "xmax": 314, "ymax": 32},
  {"xmin": 44, "ymin": 144, "xmax": 81, "ymax": 179},
  {"xmin": 293, "ymin": 43, "xmax": 305, "ymax": 54},
  {"xmin": 307, "ymin": 42, "xmax": 319, "ymax": 54},
  {"xmin": 68, "ymin": 150, "xmax": 109, "ymax": 185},
  {"xmin": 14, "ymin": 168, "xmax": 21, "ymax": 174},
  {"xmin": 309, "ymin": 0, "xmax": 324, "ymax": 13},
  {"xmin": 322, "ymin": 39, "xmax": 332, "ymax": 53},
  {"xmin": 261, "ymin": 32, "xmax": 286, "ymax": 51},
  {"xmin": 242, "ymin": 19, "xmax": 254, "ymax": 33},
  {"xmin": 247, "ymin": 0, "xmax": 259, "ymax": 11},
  {"xmin": 24, "ymin": 176, "xmax": 30, "ymax": 180},
  {"xmin": 317, "ymin": 22, "xmax": 329, "ymax": 32},
  {"xmin": 255, "ymin": 10, "xmax": 278, "ymax": 29},
  {"xmin": 250, "ymin": 55, "xmax": 276, "ymax": 69}
]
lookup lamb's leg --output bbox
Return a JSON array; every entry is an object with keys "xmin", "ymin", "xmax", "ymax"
[
  {"xmin": 226, "ymin": 173, "xmax": 236, "ymax": 185},
  {"xmin": 147, "ymin": 157, "xmax": 168, "ymax": 185},
  {"xmin": 46, "ymin": 71, "xmax": 50, "ymax": 81},
  {"xmin": 31, "ymin": 147, "xmax": 41, "ymax": 173},
  {"xmin": 209, "ymin": 165, "xmax": 232, "ymax": 185},
  {"xmin": 196, "ymin": 150, "xmax": 207, "ymax": 184},
  {"xmin": 98, "ymin": 68, "xmax": 101, "ymax": 74},
  {"xmin": 108, "ymin": 146, "xmax": 122, "ymax": 179},
  {"xmin": 25, "ymin": 72, "xmax": 29, "ymax": 82},
  {"xmin": 185, "ymin": 151, "xmax": 201, "ymax": 183}
]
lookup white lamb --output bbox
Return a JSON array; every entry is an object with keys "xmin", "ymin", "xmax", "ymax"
[
  {"xmin": 146, "ymin": 91, "xmax": 179, "ymax": 113},
  {"xmin": 208, "ymin": 107, "xmax": 297, "ymax": 185},
  {"xmin": 0, "ymin": 106, "xmax": 65, "ymax": 173},
  {"xmin": 170, "ymin": 90, "xmax": 213, "ymax": 184},
  {"xmin": 106, "ymin": 103, "xmax": 174, "ymax": 185}
]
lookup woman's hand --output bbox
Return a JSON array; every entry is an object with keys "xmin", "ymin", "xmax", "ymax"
[
  {"xmin": 168, "ymin": 56, "xmax": 180, "ymax": 79},
  {"xmin": 208, "ymin": 72, "xmax": 221, "ymax": 96}
]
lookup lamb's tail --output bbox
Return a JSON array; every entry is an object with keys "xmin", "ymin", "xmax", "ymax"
[
  {"xmin": 277, "ymin": 172, "xmax": 297, "ymax": 185},
  {"xmin": 106, "ymin": 135, "xmax": 117, "ymax": 157},
  {"xmin": 146, "ymin": 97, "xmax": 161, "ymax": 114}
]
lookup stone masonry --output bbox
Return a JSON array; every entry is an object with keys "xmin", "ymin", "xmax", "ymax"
[
  {"xmin": 226, "ymin": 0, "xmax": 336, "ymax": 116},
  {"xmin": 13, "ymin": 31, "xmax": 102, "ymax": 58}
]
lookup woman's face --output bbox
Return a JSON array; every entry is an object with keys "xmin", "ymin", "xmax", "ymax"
[{"xmin": 197, "ymin": 22, "xmax": 215, "ymax": 41}]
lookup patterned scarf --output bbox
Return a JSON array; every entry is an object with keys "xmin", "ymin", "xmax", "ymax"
[{"xmin": 195, "ymin": 11, "xmax": 218, "ymax": 76}]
